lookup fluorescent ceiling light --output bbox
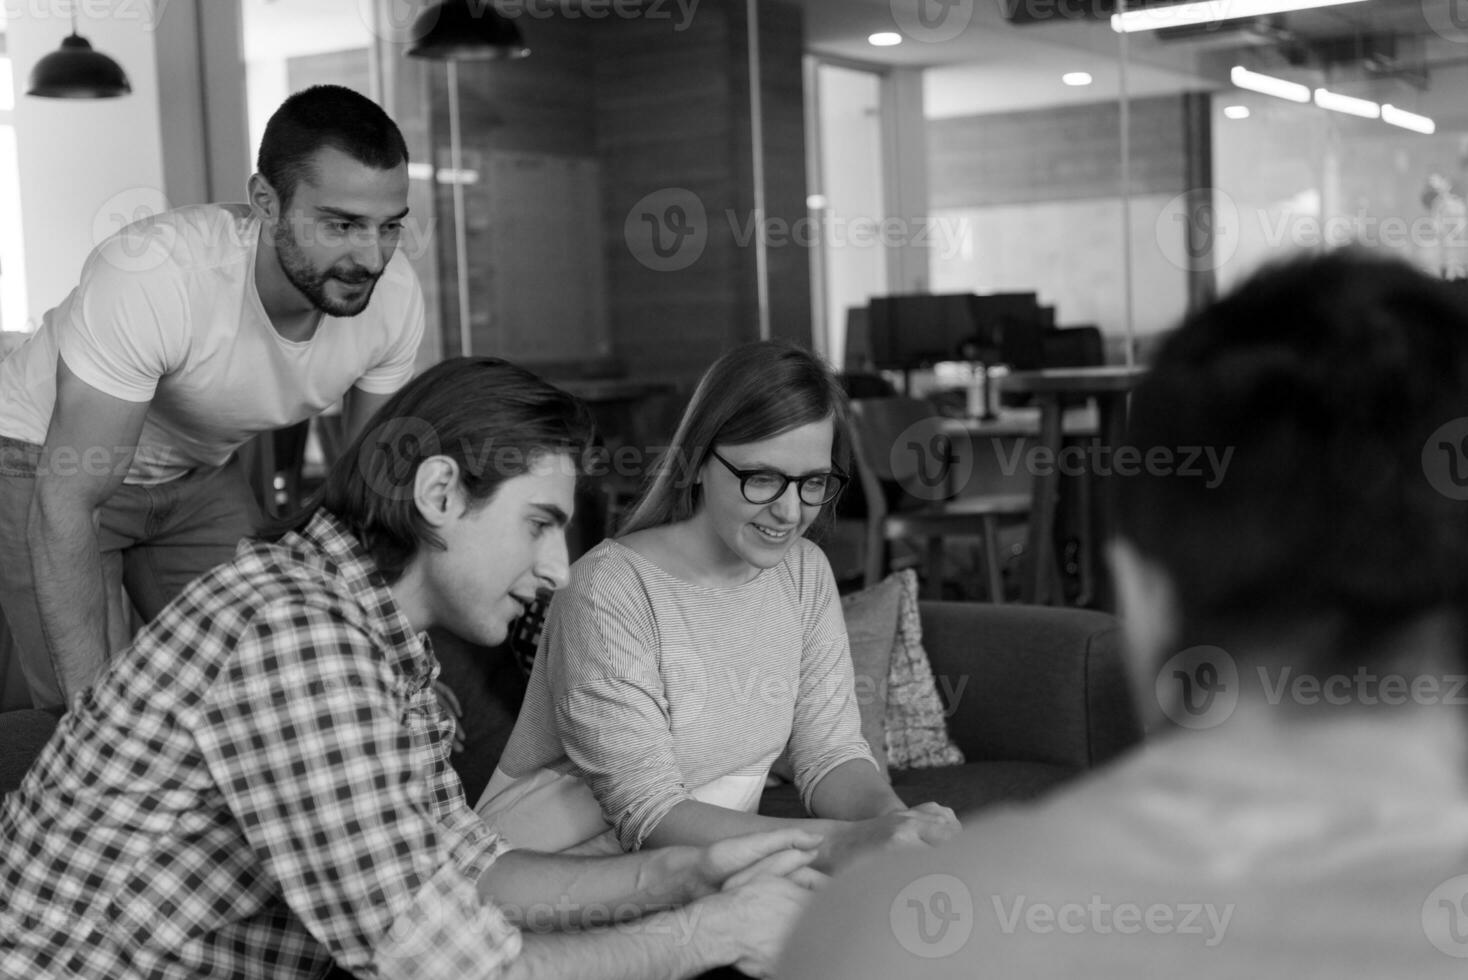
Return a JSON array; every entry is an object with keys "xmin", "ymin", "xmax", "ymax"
[
  {"xmin": 868, "ymin": 32, "xmax": 902, "ymax": 46},
  {"xmin": 1223, "ymin": 105, "xmax": 1250, "ymax": 120},
  {"xmin": 1113, "ymin": 0, "xmax": 1367, "ymax": 33},
  {"xmin": 1062, "ymin": 72, "xmax": 1093, "ymax": 86},
  {"xmin": 1381, "ymin": 104, "xmax": 1435, "ymax": 134},
  {"xmin": 1313, "ymin": 88, "xmax": 1379, "ymax": 119},
  {"xmin": 1230, "ymin": 65, "xmax": 1310, "ymax": 103}
]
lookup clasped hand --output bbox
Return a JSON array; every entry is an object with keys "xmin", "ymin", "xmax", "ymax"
[{"xmin": 819, "ymin": 802, "xmax": 960, "ymax": 873}]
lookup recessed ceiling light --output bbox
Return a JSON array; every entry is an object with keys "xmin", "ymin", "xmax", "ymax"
[
  {"xmin": 1381, "ymin": 104, "xmax": 1435, "ymax": 135},
  {"xmin": 1313, "ymin": 87, "xmax": 1379, "ymax": 119},
  {"xmin": 1112, "ymin": 0, "xmax": 1367, "ymax": 33},
  {"xmin": 1062, "ymin": 72, "xmax": 1093, "ymax": 87},
  {"xmin": 868, "ymin": 32, "xmax": 902, "ymax": 47},
  {"xmin": 1223, "ymin": 105, "xmax": 1250, "ymax": 120},
  {"xmin": 807, "ymin": 194, "xmax": 828, "ymax": 210},
  {"xmin": 1231, "ymin": 66, "xmax": 1310, "ymax": 103}
]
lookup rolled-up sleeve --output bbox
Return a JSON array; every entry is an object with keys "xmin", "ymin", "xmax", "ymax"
[
  {"xmin": 544, "ymin": 581, "xmax": 694, "ymax": 851},
  {"xmin": 193, "ymin": 602, "xmax": 520, "ymax": 979},
  {"xmin": 787, "ymin": 552, "xmax": 879, "ymax": 811}
]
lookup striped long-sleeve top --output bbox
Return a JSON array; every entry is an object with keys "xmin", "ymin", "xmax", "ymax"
[{"xmin": 479, "ymin": 537, "xmax": 877, "ymax": 852}]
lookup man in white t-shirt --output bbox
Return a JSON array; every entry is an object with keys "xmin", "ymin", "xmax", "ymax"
[{"xmin": 0, "ymin": 84, "xmax": 425, "ymax": 709}]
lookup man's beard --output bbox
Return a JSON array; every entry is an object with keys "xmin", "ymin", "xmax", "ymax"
[{"xmin": 272, "ymin": 219, "xmax": 382, "ymax": 318}]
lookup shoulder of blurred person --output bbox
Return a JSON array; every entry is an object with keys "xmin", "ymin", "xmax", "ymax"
[{"xmin": 781, "ymin": 250, "xmax": 1468, "ymax": 979}]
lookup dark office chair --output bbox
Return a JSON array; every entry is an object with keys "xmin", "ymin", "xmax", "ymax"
[{"xmin": 847, "ymin": 397, "xmax": 1031, "ymax": 602}]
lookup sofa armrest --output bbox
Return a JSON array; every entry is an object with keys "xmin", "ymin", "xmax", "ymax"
[{"xmin": 918, "ymin": 601, "xmax": 1142, "ymax": 771}]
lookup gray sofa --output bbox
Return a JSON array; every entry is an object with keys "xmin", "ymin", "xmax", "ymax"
[{"xmin": 1, "ymin": 603, "xmax": 1144, "ymax": 818}]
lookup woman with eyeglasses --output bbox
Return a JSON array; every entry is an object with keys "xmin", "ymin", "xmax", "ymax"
[{"xmin": 476, "ymin": 340, "xmax": 959, "ymax": 873}]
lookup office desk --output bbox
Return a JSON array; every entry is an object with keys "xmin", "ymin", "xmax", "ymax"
[{"xmin": 998, "ymin": 367, "xmax": 1148, "ymax": 609}]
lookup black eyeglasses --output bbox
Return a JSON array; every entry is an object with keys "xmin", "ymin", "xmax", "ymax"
[{"xmin": 708, "ymin": 449, "xmax": 848, "ymax": 506}]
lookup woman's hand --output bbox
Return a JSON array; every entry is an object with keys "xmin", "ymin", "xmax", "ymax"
[
  {"xmin": 815, "ymin": 802, "xmax": 960, "ymax": 873},
  {"xmin": 686, "ymin": 827, "xmax": 825, "ymax": 899}
]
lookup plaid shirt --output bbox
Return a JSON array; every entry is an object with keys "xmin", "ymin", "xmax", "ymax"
[{"xmin": 0, "ymin": 512, "xmax": 520, "ymax": 979}]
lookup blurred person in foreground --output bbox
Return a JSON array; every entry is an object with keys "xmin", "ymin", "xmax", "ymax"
[
  {"xmin": 1, "ymin": 357, "xmax": 820, "ymax": 980},
  {"xmin": 780, "ymin": 250, "xmax": 1468, "ymax": 978}
]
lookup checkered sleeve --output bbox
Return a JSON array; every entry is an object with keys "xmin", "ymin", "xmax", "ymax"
[{"xmin": 192, "ymin": 601, "xmax": 521, "ymax": 979}]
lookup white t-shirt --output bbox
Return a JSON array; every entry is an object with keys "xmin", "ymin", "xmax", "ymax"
[{"xmin": 0, "ymin": 204, "xmax": 424, "ymax": 485}]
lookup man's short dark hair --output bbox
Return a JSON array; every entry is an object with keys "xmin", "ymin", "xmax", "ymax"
[
  {"xmin": 256, "ymin": 84, "xmax": 410, "ymax": 209},
  {"xmin": 1116, "ymin": 250, "xmax": 1468, "ymax": 657}
]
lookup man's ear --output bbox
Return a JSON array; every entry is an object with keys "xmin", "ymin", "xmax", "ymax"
[
  {"xmin": 247, "ymin": 173, "xmax": 280, "ymax": 224},
  {"xmin": 413, "ymin": 456, "xmax": 464, "ymax": 529},
  {"xmin": 1108, "ymin": 537, "xmax": 1181, "ymax": 729}
]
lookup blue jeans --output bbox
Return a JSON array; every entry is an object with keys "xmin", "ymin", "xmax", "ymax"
[{"xmin": 0, "ymin": 436, "xmax": 261, "ymax": 709}]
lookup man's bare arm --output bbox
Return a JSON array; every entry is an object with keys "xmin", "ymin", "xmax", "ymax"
[
  {"xmin": 342, "ymin": 385, "xmax": 393, "ymax": 443},
  {"xmin": 502, "ymin": 875, "xmax": 812, "ymax": 980},
  {"xmin": 479, "ymin": 828, "xmax": 820, "ymax": 930},
  {"xmin": 28, "ymin": 359, "xmax": 149, "ymax": 694}
]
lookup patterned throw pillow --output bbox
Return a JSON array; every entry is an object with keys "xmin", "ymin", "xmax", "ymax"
[{"xmin": 884, "ymin": 570, "xmax": 965, "ymax": 770}]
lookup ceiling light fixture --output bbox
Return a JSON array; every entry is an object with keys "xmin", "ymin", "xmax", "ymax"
[
  {"xmin": 1313, "ymin": 87, "xmax": 1379, "ymax": 119},
  {"xmin": 1062, "ymin": 72, "xmax": 1093, "ymax": 86},
  {"xmin": 26, "ymin": 2, "xmax": 132, "ymax": 99},
  {"xmin": 1230, "ymin": 65, "xmax": 1310, "ymax": 103},
  {"xmin": 1223, "ymin": 105, "xmax": 1250, "ymax": 119},
  {"xmin": 868, "ymin": 32, "xmax": 902, "ymax": 46},
  {"xmin": 1112, "ymin": 0, "xmax": 1367, "ymax": 34},
  {"xmin": 1380, "ymin": 104, "xmax": 1435, "ymax": 135}
]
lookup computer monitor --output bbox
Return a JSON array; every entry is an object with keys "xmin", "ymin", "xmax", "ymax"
[
  {"xmin": 868, "ymin": 292, "xmax": 1046, "ymax": 372},
  {"xmin": 968, "ymin": 293, "xmax": 1046, "ymax": 371},
  {"xmin": 868, "ymin": 294, "xmax": 979, "ymax": 370}
]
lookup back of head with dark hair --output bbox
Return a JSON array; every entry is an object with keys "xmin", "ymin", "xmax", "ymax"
[
  {"xmin": 268, "ymin": 356, "xmax": 595, "ymax": 583},
  {"xmin": 256, "ymin": 84, "xmax": 410, "ymax": 209},
  {"xmin": 620, "ymin": 340, "xmax": 852, "ymax": 536},
  {"xmin": 1115, "ymin": 250, "xmax": 1468, "ymax": 659}
]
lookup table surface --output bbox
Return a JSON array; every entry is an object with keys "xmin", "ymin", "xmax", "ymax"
[
  {"xmin": 998, "ymin": 365, "xmax": 1149, "ymax": 395},
  {"xmin": 940, "ymin": 405, "xmax": 1098, "ymax": 437}
]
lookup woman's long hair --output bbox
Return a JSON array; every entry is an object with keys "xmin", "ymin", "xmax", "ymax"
[
  {"xmin": 263, "ymin": 356, "xmax": 595, "ymax": 583},
  {"xmin": 618, "ymin": 340, "xmax": 851, "ymax": 537}
]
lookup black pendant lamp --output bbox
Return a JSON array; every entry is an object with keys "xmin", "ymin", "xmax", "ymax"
[
  {"xmin": 27, "ymin": 4, "xmax": 132, "ymax": 99},
  {"xmin": 406, "ymin": 0, "xmax": 530, "ymax": 61}
]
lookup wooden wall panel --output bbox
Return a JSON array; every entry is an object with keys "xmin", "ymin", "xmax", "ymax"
[{"xmin": 929, "ymin": 96, "xmax": 1189, "ymax": 209}]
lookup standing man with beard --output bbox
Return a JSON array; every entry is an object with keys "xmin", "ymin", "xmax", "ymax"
[{"xmin": 0, "ymin": 85, "xmax": 425, "ymax": 709}]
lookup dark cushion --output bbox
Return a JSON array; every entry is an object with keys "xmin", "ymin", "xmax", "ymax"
[
  {"xmin": 0, "ymin": 708, "xmax": 61, "ymax": 794},
  {"xmin": 757, "ymin": 761, "xmax": 1074, "ymax": 820}
]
